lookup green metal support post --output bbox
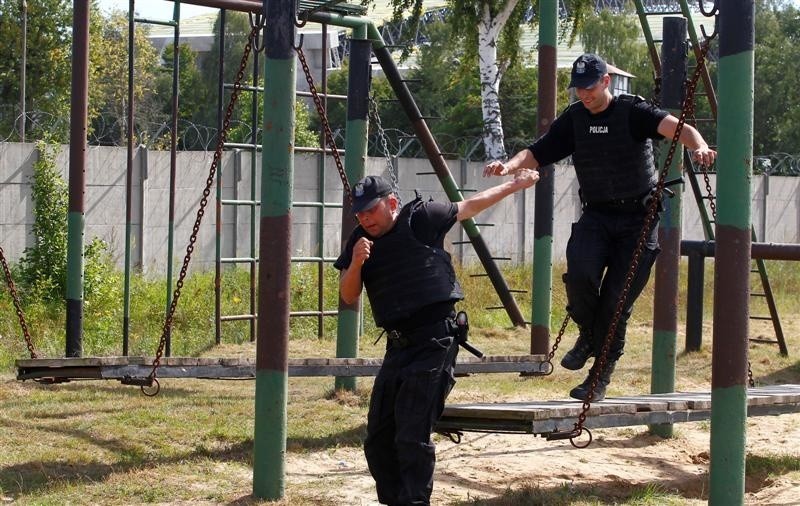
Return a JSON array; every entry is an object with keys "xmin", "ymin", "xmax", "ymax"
[
  {"xmin": 530, "ymin": 0, "xmax": 558, "ymax": 354},
  {"xmin": 650, "ymin": 16, "xmax": 687, "ymax": 438},
  {"xmin": 252, "ymin": 0, "xmax": 294, "ymax": 499},
  {"xmin": 164, "ymin": 2, "xmax": 181, "ymax": 356},
  {"xmin": 710, "ymin": 2, "xmax": 754, "ymax": 504},
  {"xmin": 335, "ymin": 25, "xmax": 370, "ymax": 392},
  {"xmin": 66, "ymin": 0, "xmax": 90, "ymax": 358},
  {"xmin": 123, "ymin": 0, "xmax": 135, "ymax": 355}
]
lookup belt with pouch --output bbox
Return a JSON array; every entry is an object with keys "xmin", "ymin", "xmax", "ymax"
[{"xmin": 384, "ymin": 318, "xmax": 454, "ymax": 349}]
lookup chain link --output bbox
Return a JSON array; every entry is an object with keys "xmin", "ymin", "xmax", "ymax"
[
  {"xmin": 296, "ymin": 46, "xmax": 352, "ymax": 205},
  {"xmin": 369, "ymin": 95, "xmax": 400, "ymax": 192},
  {"xmin": 0, "ymin": 245, "xmax": 37, "ymax": 359},
  {"xmin": 145, "ymin": 23, "xmax": 263, "ymax": 392}
]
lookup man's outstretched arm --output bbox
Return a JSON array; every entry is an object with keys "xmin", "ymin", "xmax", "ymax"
[{"xmin": 456, "ymin": 169, "xmax": 539, "ymax": 222}]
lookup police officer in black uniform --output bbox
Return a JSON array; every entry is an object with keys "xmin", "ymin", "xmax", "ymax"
[
  {"xmin": 335, "ymin": 171, "xmax": 537, "ymax": 505},
  {"xmin": 484, "ymin": 53, "xmax": 717, "ymax": 402}
]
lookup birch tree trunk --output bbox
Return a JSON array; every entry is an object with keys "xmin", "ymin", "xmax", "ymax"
[{"xmin": 477, "ymin": 0, "xmax": 518, "ymax": 161}]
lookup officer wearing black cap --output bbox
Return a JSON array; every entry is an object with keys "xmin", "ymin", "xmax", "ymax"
[
  {"xmin": 484, "ymin": 53, "xmax": 717, "ymax": 402},
  {"xmin": 335, "ymin": 170, "xmax": 538, "ymax": 505}
]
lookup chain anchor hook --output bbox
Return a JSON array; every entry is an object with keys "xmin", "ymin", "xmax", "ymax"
[
  {"xmin": 293, "ymin": 33, "xmax": 305, "ymax": 52},
  {"xmin": 293, "ymin": 0, "xmax": 308, "ymax": 28}
]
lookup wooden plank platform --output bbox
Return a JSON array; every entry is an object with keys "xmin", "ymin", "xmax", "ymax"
[
  {"xmin": 435, "ymin": 384, "xmax": 800, "ymax": 436},
  {"xmin": 15, "ymin": 354, "xmax": 548, "ymax": 381}
]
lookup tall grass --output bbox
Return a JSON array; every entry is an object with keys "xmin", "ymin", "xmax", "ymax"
[{"xmin": 2, "ymin": 257, "xmax": 800, "ymax": 371}]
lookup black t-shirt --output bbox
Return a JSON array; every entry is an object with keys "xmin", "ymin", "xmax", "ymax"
[
  {"xmin": 529, "ymin": 96, "xmax": 670, "ymax": 167},
  {"xmin": 334, "ymin": 199, "xmax": 458, "ymax": 271},
  {"xmin": 334, "ymin": 199, "xmax": 460, "ymax": 329}
]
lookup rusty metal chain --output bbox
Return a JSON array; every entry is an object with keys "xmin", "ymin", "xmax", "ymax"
[
  {"xmin": 296, "ymin": 46, "xmax": 352, "ymax": 205},
  {"xmin": 141, "ymin": 23, "xmax": 263, "ymax": 396},
  {"xmin": 547, "ymin": 38, "xmax": 713, "ymax": 449},
  {"xmin": 369, "ymin": 96, "xmax": 398, "ymax": 187},
  {"xmin": 541, "ymin": 312, "xmax": 571, "ymax": 376},
  {"xmin": 0, "ymin": 245, "xmax": 37, "ymax": 359}
]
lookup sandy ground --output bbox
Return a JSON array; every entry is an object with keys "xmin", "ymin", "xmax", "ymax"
[{"xmin": 287, "ymin": 412, "xmax": 800, "ymax": 505}]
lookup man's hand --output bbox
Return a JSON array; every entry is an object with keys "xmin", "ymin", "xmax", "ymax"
[
  {"xmin": 483, "ymin": 160, "xmax": 509, "ymax": 177},
  {"xmin": 691, "ymin": 145, "xmax": 717, "ymax": 168},
  {"xmin": 352, "ymin": 237, "xmax": 373, "ymax": 268},
  {"xmin": 513, "ymin": 169, "xmax": 539, "ymax": 188}
]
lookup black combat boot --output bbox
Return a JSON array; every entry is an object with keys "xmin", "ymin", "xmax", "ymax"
[
  {"xmin": 569, "ymin": 360, "xmax": 616, "ymax": 401},
  {"xmin": 560, "ymin": 329, "xmax": 593, "ymax": 370}
]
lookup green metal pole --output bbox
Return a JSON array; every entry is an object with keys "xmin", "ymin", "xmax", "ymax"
[
  {"xmin": 123, "ymin": 0, "xmax": 135, "ymax": 356},
  {"xmin": 252, "ymin": 0, "xmax": 294, "ymax": 499},
  {"xmin": 164, "ymin": 1, "xmax": 181, "ymax": 356},
  {"xmin": 650, "ymin": 17, "xmax": 687, "ymax": 438},
  {"xmin": 530, "ymin": 0, "xmax": 557, "ymax": 355},
  {"xmin": 335, "ymin": 25, "xmax": 370, "ymax": 392},
  {"xmin": 710, "ymin": 2, "xmax": 754, "ymax": 504},
  {"xmin": 65, "ymin": 0, "xmax": 90, "ymax": 358},
  {"xmin": 633, "ymin": 0, "xmax": 661, "ymax": 76}
]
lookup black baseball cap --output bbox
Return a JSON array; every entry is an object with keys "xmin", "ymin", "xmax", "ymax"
[
  {"xmin": 569, "ymin": 53, "xmax": 608, "ymax": 89},
  {"xmin": 352, "ymin": 175, "xmax": 392, "ymax": 213}
]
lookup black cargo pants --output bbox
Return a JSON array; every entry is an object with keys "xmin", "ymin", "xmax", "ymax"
[
  {"xmin": 564, "ymin": 207, "xmax": 660, "ymax": 360},
  {"xmin": 364, "ymin": 320, "xmax": 459, "ymax": 505}
]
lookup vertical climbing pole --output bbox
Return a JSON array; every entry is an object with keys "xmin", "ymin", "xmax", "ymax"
[
  {"xmin": 530, "ymin": 0, "xmax": 558, "ymax": 354},
  {"xmin": 710, "ymin": 2, "xmax": 754, "ymax": 504},
  {"xmin": 252, "ymin": 0, "xmax": 294, "ymax": 499},
  {"xmin": 650, "ymin": 16, "xmax": 687, "ymax": 439},
  {"xmin": 335, "ymin": 26, "xmax": 371, "ymax": 392},
  {"xmin": 66, "ymin": 0, "xmax": 90, "ymax": 358},
  {"xmin": 164, "ymin": 1, "xmax": 181, "ymax": 356},
  {"xmin": 123, "ymin": 0, "xmax": 135, "ymax": 356}
]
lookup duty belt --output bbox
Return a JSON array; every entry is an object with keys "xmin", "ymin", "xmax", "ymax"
[{"xmin": 385, "ymin": 319, "xmax": 453, "ymax": 349}]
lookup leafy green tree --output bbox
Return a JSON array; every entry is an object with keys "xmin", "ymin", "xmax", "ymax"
[
  {"xmin": 753, "ymin": 0, "xmax": 800, "ymax": 155},
  {"xmin": 577, "ymin": 6, "xmax": 652, "ymax": 98},
  {"xmin": 0, "ymin": 0, "xmax": 72, "ymax": 141},
  {"xmin": 18, "ymin": 142, "xmax": 111, "ymax": 302},
  {"xmin": 196, "ymin": 11, "xmax": 255, "ymax": 130},
  {"xmin": 88, "ymin": 8, "xmax": 161, "ymax": 146},
  {"xmin": 155, "ymin": 42, "xmax": 209, "ymax": 149},
  {"xmin": 227, "ymin": 90, "xmax": 319, "ymax": 148},
  {"xmin": 381, "ymin": 0, "xmax": 597, "ymax": 160}
]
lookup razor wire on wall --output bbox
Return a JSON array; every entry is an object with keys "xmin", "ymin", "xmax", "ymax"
[{"xmin": 2, "ymin": 106, "xmax": 798, "ymax": 171}]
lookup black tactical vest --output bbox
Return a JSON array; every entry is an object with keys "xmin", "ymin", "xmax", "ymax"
[
  {"xmin": 570, "ymin": 94, "xmax": 656, "ymax": 202},
  {"xmin": 361, "ymin": 197, "xmax": 464, "ymax": 328}
]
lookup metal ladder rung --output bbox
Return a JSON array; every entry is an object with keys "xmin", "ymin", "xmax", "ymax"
[
  {"xmin": 220, "ymin": 314, "xmax": 257, "ymax": 322},
  {"xmin": 749, "ymin": 316, "xmax": 773, "ymax": 321},
  {"xmin": 221, "ymin": 257, "xmax": 257, "ymax": 264},
  {"xmin": 484, "ymin": 306, "xmax": 505, "ymax": 310},
  {"xmin": 749, "ymin": 338, "xmax": 780, "ymax": 344},
  {"xmin": 509, "ymin": 289, "xmax": 528, "ymax": 294}
]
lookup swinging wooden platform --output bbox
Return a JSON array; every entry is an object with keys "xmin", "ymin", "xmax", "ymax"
[
  {"xmin": 435, "ymin": 384, "xmax": 800, "ymax": 436},
  {"xmin": 15, "ymin": 354, "xmax": 548, "ymax": 382}
]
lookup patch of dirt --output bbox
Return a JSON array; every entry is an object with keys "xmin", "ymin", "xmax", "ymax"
[{"xmin": 286, "ymin": 413, "xmax": 800, "ymax": 505}]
